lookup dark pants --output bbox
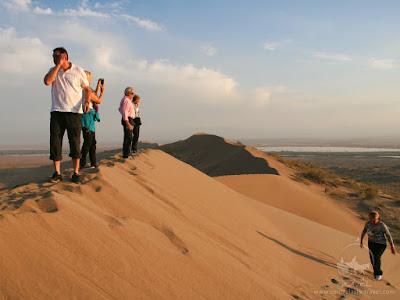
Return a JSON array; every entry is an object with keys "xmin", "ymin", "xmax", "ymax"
[
  {"xmin": 368, "ymin": 241, "xmax": 387, "ymax": 276},
  {"xmin": 80, "ymin": 128, "xmax": 97, "ymax": 166},
  {"xmin": 122, "ymin": 118, "xmax": 140, "ymax": 157},
  {"xmin": 50, "ymin": 112, "xmax": 82, "ymax": 161}
]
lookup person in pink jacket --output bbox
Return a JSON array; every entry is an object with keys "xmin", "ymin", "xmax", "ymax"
[{"xmin": 118, "ymin": 87, "xmax": 140, "ymax": 158}]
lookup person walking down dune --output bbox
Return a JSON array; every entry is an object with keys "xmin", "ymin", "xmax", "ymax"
[
  {"xmin": 360, "ymin": 211, "xmax": 396, "ymax": 280},
  {"xmin": 44, "ymin": 47, "xmax": 91, "ymax": 184},
  {"xmin": 80, "ymin": 71, "xmax": 105, "ymax": 170},
  {"xmin": 118, "ymin": 87, "xmax": 140, "ymax": 158}
]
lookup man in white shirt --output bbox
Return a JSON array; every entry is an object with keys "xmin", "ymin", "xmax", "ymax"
[{"xmin": 44, "ymin": 47, "xmax": 91, "ymax": 184}]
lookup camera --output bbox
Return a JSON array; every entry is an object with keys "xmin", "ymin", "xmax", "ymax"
[{"xmin": 100, "ymin": 78, "xmax": 104, "ymax": 84}]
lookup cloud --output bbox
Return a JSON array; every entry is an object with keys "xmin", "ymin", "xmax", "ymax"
[
  {"xmin": 253, "ymin": 86, "xmax": 286, "ymax": 106},
  {"xmin": 0, "ymin": 27, "xmax": 48, "ymax": 75},
  {"xmin": 120, "ymin": 14, "xmax": 163, "ymax": 31},
  {"xmin": 312, "ymin": 51, "xmax": 352, "ymax": 62},
  {"xmin": 2, "ymin": 1, "xmax": 162, "ymax": 32},
  {"xmin": 139, "ymin": 60, "xmax": 239, "ymax": 102},
  {"xmin": 59, "ymin": 7, "xmax": 109, "ymax": 18},
  {"xmin": 369, "ymin": 58, "xmax": 395, "ymax": 70},
  {"xmin": 264, "ymin": 39, "xmax": 292, "ymax": 51},
  {"xmin": 202, "ymin": 43, "xmax": 217, "ymax": 56},
  {"xmin": 33, "ymin": 6, "xmax": 53, "ymax": 15},
  {"xmin": 264, "ymin": 42, "xmax": 279, "ymax": 51},
  {"xmin": 92, "ymin": 45, "xmax": 122, "ymax": 72},
  {"xmin": 1, "ymin": 0, "xmax": 31, "ymax": 11},
  {"xmin": 94, "ymin": 0, "xmax": 127, "ymax": 10}
]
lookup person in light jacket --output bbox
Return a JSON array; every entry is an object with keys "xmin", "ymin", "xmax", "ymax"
[
  {"xmin": 118, "ymin": 87, "xmax": 141, "ymax": 158},
  {"xmin": 360, "ymin": 211, "xmax": 396, "ymax": 281}
]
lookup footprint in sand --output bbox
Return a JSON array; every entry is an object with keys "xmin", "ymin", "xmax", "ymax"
[
  {"xmin": 37, "ymin": 197, "xmax": 58, "ymax": 213},
  {"xmin": 105, "ymin": 216, "xmax": 124, "ymax": 228},
  {"xmin": 331, "ymin": 278, "xmax": 340, "ymax": 285},
  {"xmin": 56, "ymin": 184, "xmax": 83, "ymax": 194},
  {"xmin": 157, "ymin": 225, "xmax": 189, "ymax": 254}
]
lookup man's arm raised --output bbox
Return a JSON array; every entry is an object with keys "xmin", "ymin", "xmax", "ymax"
[{"xmin": 44, "ymin": 56, "xmax": 66, "ymax": 85}]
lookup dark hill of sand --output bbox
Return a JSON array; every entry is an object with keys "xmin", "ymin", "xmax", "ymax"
[{"xmin": 159, "ymin": 133, "xmax": 279, "ymax": 176}]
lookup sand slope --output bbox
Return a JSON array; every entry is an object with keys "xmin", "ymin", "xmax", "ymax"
[
  {"xmin": 0, "ymin": 148, "xmax": 399, "ymax": 299},
  {"xmin": 160, "ymin": 133, "xmax": 363, "ymax": 235}
]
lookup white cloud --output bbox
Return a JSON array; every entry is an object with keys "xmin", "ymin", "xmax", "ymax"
[
  {"xmin": 264, "ymin": 39, "xmax": 292, "ymax": 51},
  {"xmin": 141, "ymin": 61, "xmax": 239, "ymax": 102},
  {"xmin": 94, "ymin": 0, "xmax": 127, "ymax": 10},
  {"xmin": 120, "ymin": 14, "xmax": 163, "ymax": 31},
  {"xmin": 33, "ymin": 6, "xmax": 53, "ymax": 15},
  {"xmin": 202, "ymin": 43, "xmax": 216, "ymax": 56},
  {"xmin": 0, "ymin": 27, "xmax": 48, "ymax": 74},
  {"xmin": 369, "ymin": 58, "xmax": 395, "ymax": 70},
  {"xmin": 264, "ymin": 42, "xmax": 279, "ymax": 51},
  {"xmin": 59, "ymin": 7, "xmax": 109, "ymax": 18},
  {"xmin": 1, "ymin": 0, "xmax": 31, "ymax": 11},
  {"xmin": 312, "ymin": 51, "xmax": 352, "ymax": 62},
  {"xmin": 2, "ymin": 1, "xmax": 162, "ymax": 32},
  {"xmin": 253, "ymin": 86, "xmax": 286, "ymax": 106},
  {"xmin": 93, "ymin": 46, "xmax": 122, "ymax": 72}
]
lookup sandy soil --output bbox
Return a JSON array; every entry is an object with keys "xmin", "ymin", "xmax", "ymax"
[{"xmin": 0, "ymin": 134, "xmax": 399, "ymax": 299}]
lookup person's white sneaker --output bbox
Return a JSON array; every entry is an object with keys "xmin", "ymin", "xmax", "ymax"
[{"xmin": 375, "ymin": 275, "xmax": 382, "ymax": 281}]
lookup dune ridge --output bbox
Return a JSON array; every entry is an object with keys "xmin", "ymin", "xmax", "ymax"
[
  {"xmin": 0, "ymin": 139, "xmax": 399, "ymax": 298},
  {"xmin": 159, "ymin": 134, "xmax": 279, "ymax": 176}
]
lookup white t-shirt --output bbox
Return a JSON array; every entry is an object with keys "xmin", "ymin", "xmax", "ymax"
[
  {"xmin": 133, "ymin": 103, "xmax": 140, "ymax": 118},
  {"xmin": 50, "ymin": 63, "xmax": 89, "ymax": 113}
]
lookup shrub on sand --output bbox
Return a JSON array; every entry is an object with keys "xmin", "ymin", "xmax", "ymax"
[
  {"xmin": 363, "ymin": 183, "xmax": 379, "ymax": 199},
  {"xmin": 325, "ymin": 187, "xmax": 349, "ymax": 199},
  {"xmin": 236, "ymin": 141, "xmax": 244, "ymax": 146}
]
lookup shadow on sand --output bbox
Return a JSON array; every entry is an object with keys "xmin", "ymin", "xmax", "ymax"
[{"xmin": 256, "ymin": 231, "xmax": 337, "ymax": 269}]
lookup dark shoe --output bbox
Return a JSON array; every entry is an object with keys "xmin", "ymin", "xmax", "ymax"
[
  {"xmin": 122, "ymin": 155, "xmax": 129, "ymax": 158},
  {"xmin": 71, "ymin": 173, "xmax": 80, "ymax": 184},
  {"xmin": 90, "ymin": 163, "xmax": 98, "ymax": 168},
  {"xmin": 79, "ymin": 164, "xmax": 91, "ymax": 170},
  {"xmin": 50, "ymin": 172, "xmax": 62, "ymax": 183}
]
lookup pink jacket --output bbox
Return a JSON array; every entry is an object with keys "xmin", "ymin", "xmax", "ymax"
[{"xmin": 118, "ymin": 96, "xmax": 135, "ymax": 121}]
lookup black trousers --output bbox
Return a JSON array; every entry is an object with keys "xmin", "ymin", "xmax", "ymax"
[
  {"xmin": 50, "ymin": 112, "xmax": 82, "ymax": 161},
  {"xmin": 80, "ymin": 128, "xmax": 97, "ymax": 166},
  {"xmin": 368, "ymin": 241, "xmax": 387, "ymax": 276},
  {"xmin": 122, "ymin": 118, "xmax": 140, "ymax": 157}
]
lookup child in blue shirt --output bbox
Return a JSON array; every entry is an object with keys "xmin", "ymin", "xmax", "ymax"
[{"xmin": 80, "ymin": 71, "xmax": 104, "ymax": 169}]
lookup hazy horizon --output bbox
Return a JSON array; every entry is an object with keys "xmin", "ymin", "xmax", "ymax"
[
  {"xmin": 1, "ymin": 1, "xmax": 400, "ymax": 147},
  {"xmin": 3, "ymin": 134, "xmax": 400, "ymax": 150}
]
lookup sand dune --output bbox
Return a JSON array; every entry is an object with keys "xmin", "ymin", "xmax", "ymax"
[
  {"xmin": 0, "ymin": 136, "xmax": 399, "ymax": 299},
  {"xmin": 159, "ymin": 134, "xmax": 279, "ymax": 176},
  {"xmin": 159, "ymin": 134, "xmax": 364, "ymax": 235}
]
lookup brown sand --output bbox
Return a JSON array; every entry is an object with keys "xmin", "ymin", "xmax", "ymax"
[
  {"xmin": 0, "ymin": 156, "xmax": 51, "ymax": 169},
  {"xmin": 0, "ymin": 137, "xmax": 399, "ymax": 299}
]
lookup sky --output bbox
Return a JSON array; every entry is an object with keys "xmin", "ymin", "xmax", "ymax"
[{"xmin": 1, "ymin": 0, "xmax": 400, "ymax": 147}]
